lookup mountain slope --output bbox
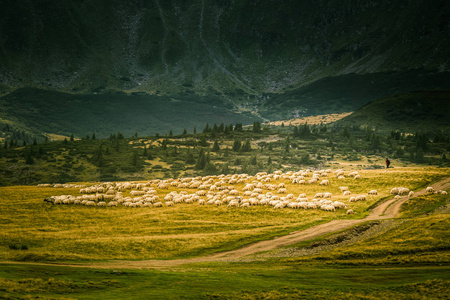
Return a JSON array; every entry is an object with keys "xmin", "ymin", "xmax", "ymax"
[
  {"xmin": 1, "ymin": 0, "xmax": 449, "ymax": 97},
  {"xmin": 336, "ymin": 90, "xmax": 450, "ymax": 133}
]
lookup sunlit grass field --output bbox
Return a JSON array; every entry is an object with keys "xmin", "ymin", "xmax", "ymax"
[{"xmin": 1, "ymin": 167, "xmax": 447, "ymax": 262}]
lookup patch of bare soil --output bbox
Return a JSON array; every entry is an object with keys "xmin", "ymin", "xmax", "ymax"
[{"xmin": 256, "ymin": 220, "xmax": 398, "ymax": 259}]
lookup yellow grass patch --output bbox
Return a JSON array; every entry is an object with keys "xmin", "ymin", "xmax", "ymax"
[
  {"xmin": 266, "ymin": 112, "xmax": 352, "ymax": 126},
  {"xmin": 0, "ymin": 167, "xmax": 448, "ymax": 261}
]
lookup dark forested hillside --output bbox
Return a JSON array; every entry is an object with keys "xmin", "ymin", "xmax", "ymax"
[{"xmin": 1, "ymin": 0, "xmax": 450, "ymax": 137}]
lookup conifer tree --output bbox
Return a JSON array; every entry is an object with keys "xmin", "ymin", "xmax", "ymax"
[
  {"xmin": 233, "ymin": 139, "xmax": 241, "ymax": 152},
  {"xmin": 186, "ymin": 149, "xmax": 195, "ymax": 164},
  {"xmin": 212, "ymin": 140, "xmax": 220, "ymax": 152},
  {"xmin": 242, "ymin": 140, "xmax": 251, "ymax": 152},
  {"xmin": 25, "ymin": 149, "xmax": 34, "ymax": 165},
  {"xmin": 195, "ymin": 149, "xmax": 207, "ymax": 170}
]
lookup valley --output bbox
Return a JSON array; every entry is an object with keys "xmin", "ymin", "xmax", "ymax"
[{"xmin": 1, "ymin": 1, "xmax": 450, "ymax": 298}]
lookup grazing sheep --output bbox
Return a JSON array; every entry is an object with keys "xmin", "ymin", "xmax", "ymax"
[
  {"xmin": 398, "ymin": 187, "xmax": 410, "ymax": 195},
  {"xmin": 277, "ymin": 188, "xmax": 287, "ymax": 194},
  {"xmin": 274, "ymin": 202, "xmax": 286, "ymax": 209},
  {"xmin": 320, "ymin": 204, "xmax": 335, "ymax": 212},
  {"xmin": 333, "ymin": 201, "xmax": 347, "ymax": 209},
  {"xmin": 426, "ymin": 186, "xmax": 435, "ymax": 193},
  {"xmin": 240, "ymin": 202, "xmax": 250, "ymax": 208},
  {"xmin": 368, "ymin": 190, "xmax": 378, "ymax": 195},
  {"xmin": 355, "ymin": 195, "xmax": 366, "ymax": 201},
  {"xmin": 153, "ymin": 202, "xmax": 163, "ymax": 207},
  {"xmin": 229, "ymin": 189, "xmax": 240, "ymax": 196},
  {"xmin": 346, "ymin": 209, "xmax": 354, "ymax": 214},
  {"xmin": 108, "ymin": 201, "xmax": 118, "ymax": 207},
  {"xmin": 307, "ymin": 203, "xmax": 317, "ymax": 209},
  {"xmin": 408, "ymin": 191, "xmax": 414, "ymax": 198},
  {"xmin": 165, "ymin": 201, "xmax": 174, "ymax": 207},
  {"xmin": 339, "ymin": 186, "xmax": 349, "ymax": 191},
  {"xmin": 390, "ymin": 187, "xmax": 400, "ymax": 195},
  {"xmin": 354, "ymin": 175, "xmax": 361, "ymax": 180},
  {"xmin": 196, "ymin": 190, "xmax": 207, "ymax": 196},
  {"xmin": 349, "ymin": 196, "xmax": 356, "ymax": 202},
  {"xmin": 97, "ymin": 201, "xmax": 107, "ymax": 207},
  {"xmin": 250, "ymin": 198, "xmax": 259, "ymax": 206},
  {"xmin": 441, "ymin": 190, "xmax": 448, "ymax": 195},
  {"xmin": 228, "ymin": 200, "xmax": 239, "ymax": 208},
  {"xmin": 343, "ymin": 191, "xmax": 351, "ymax": 196}
]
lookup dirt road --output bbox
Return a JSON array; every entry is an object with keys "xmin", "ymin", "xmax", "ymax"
[{"xmin": 2, "ymin": 178, "xmax": 449, "ymax": 269}]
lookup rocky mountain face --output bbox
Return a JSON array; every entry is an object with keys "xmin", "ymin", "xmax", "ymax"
[{"xmin": 0, "ymin": 0, "xmax": 449, "ymax": 136}]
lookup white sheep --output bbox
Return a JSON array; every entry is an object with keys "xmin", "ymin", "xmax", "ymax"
[
  {"xmin": 426, "ymin": 186, "xmax": 435, "ymax": 193},
  {"xmin": 346, "ymin": 209, "xmax": 354, "ymax": 214},
  {"xmin": 343, "ymin": 191, "xmax": 351, "ymax": 196},
  {"xmin": 274, "ymin": 202, "xmax": 285, "ymax": 209},
  {"xmin": 368, "ymin": 190, "xmax": 378, "ymax": 195},
  {"xmin": 398, "ymin": 187, "xmax": 410, "ymax": 195},
  {"xmin": 355, "ymin": 195, "xmax": 366, "ymax": 201},
  {"xmin": 277, "ymin": 188, "xmax": 287, "ymax": 194},
  {"xmin": 332, "ymin": 201, "xmax": 347, "ymax": 209},
  {"xmin": 240, "ymin": 202, "xmax": 250, "ymax": 208},
  {"xmin": 390, "ymin": 187, "xmax": 400, "ymax": 195}
]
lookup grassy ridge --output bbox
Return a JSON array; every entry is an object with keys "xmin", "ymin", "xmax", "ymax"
[
  {"xmin": 261, "ymin": 72, "xmax": 450, "ymax": 120},
  {"xmin": 337, "ymin": 90, "xmax": 450, "ymax": 133}
]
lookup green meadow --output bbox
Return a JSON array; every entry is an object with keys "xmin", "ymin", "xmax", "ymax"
[{"xmin": 0, "ymin": 166, "xmax": 449, "ymax": 299}]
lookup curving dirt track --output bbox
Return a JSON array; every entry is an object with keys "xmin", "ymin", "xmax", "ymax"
[{"xmin": 2, "ymin": 178, "xmax": 449, "ymax": 269}]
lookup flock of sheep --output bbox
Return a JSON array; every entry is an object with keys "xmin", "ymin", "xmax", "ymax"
[
  {"xmin": 40, "ymin": 169, "xmax": 447, "ymax": 215},
  {"xmin": 41, "ymin": 168, "xmax": 404, "ymax": 215}
]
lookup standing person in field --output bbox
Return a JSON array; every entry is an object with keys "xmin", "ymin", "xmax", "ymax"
[{"xmin": 386, "ymin": 158, "xmax": 390, "ymax": 169}]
